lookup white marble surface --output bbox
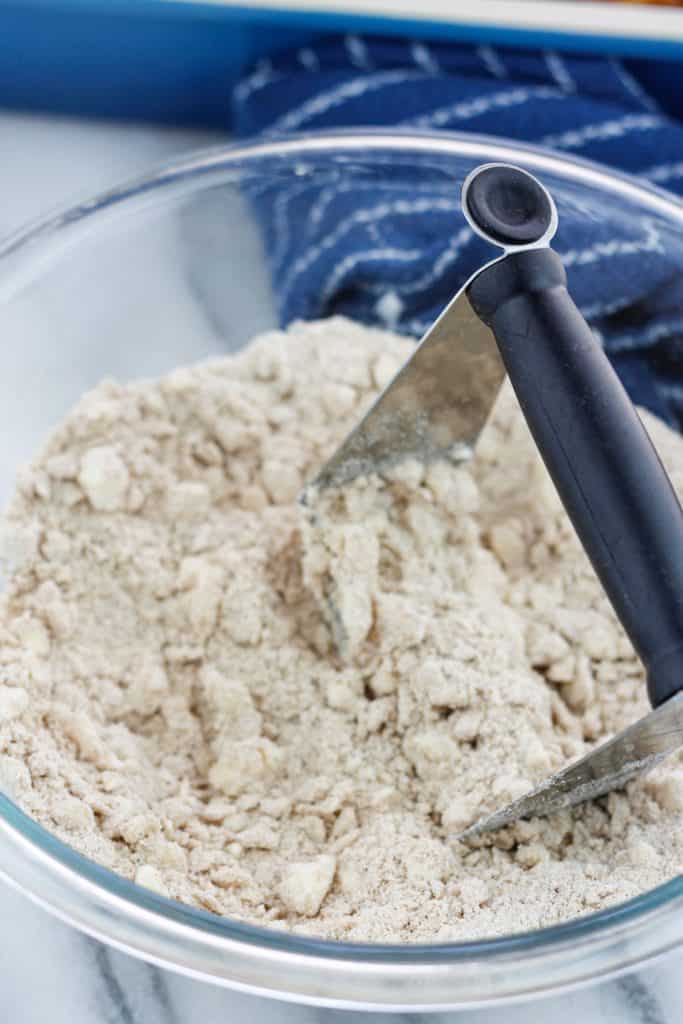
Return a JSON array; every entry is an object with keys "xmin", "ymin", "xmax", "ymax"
[{"xmin": 0, "ymin": 109, "xmax": 682, "ymax": 1023}]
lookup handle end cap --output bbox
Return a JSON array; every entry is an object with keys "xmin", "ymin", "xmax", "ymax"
[{"xmin": 463, "ymin": 164, "xmax": 555, "ymax": 248}]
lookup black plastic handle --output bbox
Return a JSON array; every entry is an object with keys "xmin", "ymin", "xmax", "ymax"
[{"xmin": 468, "ymin": 247, "xmax": 683, "ymax": 708}]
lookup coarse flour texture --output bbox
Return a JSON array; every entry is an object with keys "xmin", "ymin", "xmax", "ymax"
[{"xmin": 0, "ymin": 317, "xmax": 682, "ymax": 943}]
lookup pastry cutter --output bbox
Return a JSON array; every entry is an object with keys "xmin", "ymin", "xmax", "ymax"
[{"xmin": 309, "ymin": 162, "xmax": 683, "ymax": 837}]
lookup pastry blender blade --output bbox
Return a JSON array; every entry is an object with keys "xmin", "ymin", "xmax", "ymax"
[{"xmin": 308, "ymin": 274, "xmax": 506, "ymax": 491}]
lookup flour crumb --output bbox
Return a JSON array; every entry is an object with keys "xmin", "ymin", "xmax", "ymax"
[
  {"xmin": 135, "ymin": 864, "xmax": 170, "ymax": 898},
  {"xmin": 280, "ymin": 855, "xmax": 337, "ymax": 916},
  {"xmin": 78, "ymin": 444, "xmax": 129, "ymax": 511},
  {"xmin": 0, "ymin": 688, "xmax": 28, "ymax": 723}
]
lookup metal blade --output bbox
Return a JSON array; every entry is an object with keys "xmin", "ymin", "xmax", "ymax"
[
  {"xmin": 311, "ymin": 265, "xmax": 506, "ymax": 490},
  {"xmin": 459, "ymin": 691, "xmax": 683, "ymax": 840}
]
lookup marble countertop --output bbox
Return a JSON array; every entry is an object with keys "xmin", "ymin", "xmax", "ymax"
[{"xmin": 0, "ymin": 109, "xmax": 682, "ymax": 1024}]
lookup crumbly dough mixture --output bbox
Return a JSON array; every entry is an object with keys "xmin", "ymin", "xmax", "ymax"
[{"xmin": 0, "ymin": 316, "xmax": 682, "ymax": 943}]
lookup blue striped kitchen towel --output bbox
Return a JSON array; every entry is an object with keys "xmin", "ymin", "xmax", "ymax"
[{"xmin": 232, "ymin": 35, "xmax": 683, "ymax": 429}]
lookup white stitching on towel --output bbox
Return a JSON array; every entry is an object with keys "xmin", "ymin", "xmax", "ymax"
[
  {"xmin": 544, "ymin": 52, "xmax": 575, "ymax": 92},
  {"xmin": 363, "ymin": 226, "xmax": 474, "ymax": 296},
  {"xmin": 643, "ymin": 161, "xmax": 683, "ymax": 184},
  {"xmin": 406, "ymin": 86, "xmax": 560, "ymax": 129},
  {"xmin": 321, "ymin": 247, "xmax": 423, "ymax": 303},
  {"xmin": 403, "ymin": 317, "xmax": 432, "ymax": 336},
  {"xmin": 610, "ymin": 317, "xmax": 683, "ymax": 351},
  {"xmin": 608, "ymin": 58, "xmax": 659, "ymax": 113},
  {"xmin": 411, "ymin": 42, "xmax": 440, "ymax": 75},
  {"xmin": 307, "ymin": 179, "xmax": 454, "ymax": 231},
  {"xmin": 345, "ymin": 35, "xmax": 373, "ymax": 70},
  {"xmin": 269, "ymin": 70, "xmax": 426, "ymax": 134},
  {"xmin": 559, "ymin": 219, "xmax": 663, "ymax": 267},
  {"xmin": 477, "ymin": 45, "xmax": 507, "ymax": 79},
  {"xmin": 580, "ymin": 295, "xmax": 631, "ymax": 319},
  {"xmin": 542, "ymin": 113, "xmax": 661, "ymax": 149},
  {"xmin": 234, "ymin": 59, "xmax": 281, "ymax": 105},
  {"xmin": 297, "ymin": 48, "xmax": 320, "ymax": 71}
]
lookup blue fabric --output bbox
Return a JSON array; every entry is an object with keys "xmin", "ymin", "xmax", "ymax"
[{"xmin": 232, "ymin": 36, "xmax": 683, "ymax": 429}]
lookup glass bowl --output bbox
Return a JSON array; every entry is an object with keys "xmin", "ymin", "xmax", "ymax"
[{"xmin": 0, "ymin": 131, "xmax": 682, "ymax": 1012}]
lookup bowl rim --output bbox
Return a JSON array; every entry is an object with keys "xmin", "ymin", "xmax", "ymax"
[{"xmin": 1, "ymin": 127, "xmax": 683, "ymax": 1009}]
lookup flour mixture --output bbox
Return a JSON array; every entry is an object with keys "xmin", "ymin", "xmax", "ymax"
[{"xmin": 0, "ymin": 317, "xmax": 681, "ymax": 943}]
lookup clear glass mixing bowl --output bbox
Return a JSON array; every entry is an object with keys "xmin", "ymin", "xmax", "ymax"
[{"xmin": 0, "ymin": 131, "xmax": 682, "ymax": 1012}]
